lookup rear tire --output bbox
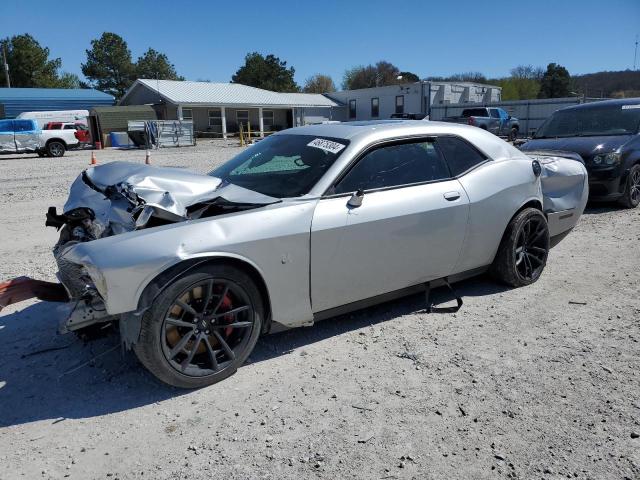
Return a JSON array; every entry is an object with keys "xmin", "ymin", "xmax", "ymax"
[
  {"xmin": 134, "ymin": 264, "xmax": 263, "ymax": 389},
  {"xmin": 490, "ymin": 208, "xmax": 550, "ymax": 287},
  {"xmin": 618, "ymin": 164, "xmax": 640, "ymax": 209},
  {"xmin": 46, "ymin": 141, "xmax": 65, "ymax": 157}
]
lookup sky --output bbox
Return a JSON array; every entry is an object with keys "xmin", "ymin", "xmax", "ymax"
[{"xmin": 2, "ymin": 0, "xmax": 639, "ymax": 88}]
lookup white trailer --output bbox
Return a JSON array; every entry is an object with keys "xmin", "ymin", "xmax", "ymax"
[{"xmin": 16, "ymin": 110, "xmax": 89, "ymax": 128}]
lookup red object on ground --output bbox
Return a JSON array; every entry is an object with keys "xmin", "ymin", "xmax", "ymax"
[
  {"xmin": 95, "ymin": 141, "xmax": 102, "ymax": 150},
  {"xmin": 0, "ymin": 276, "xmax": 69, "ymax": 312}
]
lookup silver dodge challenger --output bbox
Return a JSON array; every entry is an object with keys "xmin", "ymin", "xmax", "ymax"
[{"xmin": 4, "ymin": 120, "xmax": 589, "ymax": 388}]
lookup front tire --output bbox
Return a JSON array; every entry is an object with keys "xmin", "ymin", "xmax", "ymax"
[
  {"xmin": 134, "ymin": 265, "xmax": 263, "ymax": 388},
  {"xmin": 490, "ymin": 208, "xmax": 550, "ymax": 287},
  {"xmin": 618, "ymin": 164, "xmax": 640, "ymax": 208}
]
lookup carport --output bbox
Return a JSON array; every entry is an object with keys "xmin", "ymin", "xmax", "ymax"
[{"xmin": 119, "ymin": 79, "xmax": 342, "ymax": 138}]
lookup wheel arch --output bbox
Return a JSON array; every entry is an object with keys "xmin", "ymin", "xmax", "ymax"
[
  {"xmin": 45, "ymin": 137, "xmax": 67, "ymax": 148},
  {"xmin": 134, "ymin": 254, "xmax": 273, "ymax": 335},
  {"xmin": 488, "ymin": 198, "xmax": 544, "ymax": 265}
]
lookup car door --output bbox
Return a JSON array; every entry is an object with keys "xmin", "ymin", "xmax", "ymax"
[
  {"xmin": 310, "ymin": 138, "xmax": 469, "ymax": 313},
  {"xmin": 13, "ymin": 120, "xmax": 40, "ymax": 151},
  {"xmin": 488, "ymin": 109, "xmax": 501, "ymax": 134},
  {"xmin": 0, "ymin": 119, "xmax": 16, "ymax": 153}
]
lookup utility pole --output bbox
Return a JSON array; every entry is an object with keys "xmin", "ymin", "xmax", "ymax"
[
  {"xmin": 634, "ymin": 34, "xmax": 638, "ymax": 71},
  {"xmin": 2, "ymin": 43, "xmax": 10, "ymax": 88}
]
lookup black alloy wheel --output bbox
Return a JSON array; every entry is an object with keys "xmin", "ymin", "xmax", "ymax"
[
  {"xmin": 161, "ymin": 279, "xmax": 254, "ymax": 376},
  {"xmin": 134, "ymin": 265, "xmax": 263, "ymax": 388},
  {"xmin": 513, "ymin": 214, "xmax": 549, "ymax": 282},
  {"xmin": 491, "ymin": 208, "xmax": 550, "ymax": 287},
  {"xmin": 619, "ymin": 164, "xmax": 640, "ymax": 208}
]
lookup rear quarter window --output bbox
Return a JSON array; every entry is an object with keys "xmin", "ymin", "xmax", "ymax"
[{"xmin": 436, "ymin": 136, "xmax": 488, "ymax": 176}]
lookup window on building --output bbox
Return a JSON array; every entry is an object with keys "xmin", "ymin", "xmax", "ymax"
[
  {"xmin": 334, "ymin": 140, "xmax": 450, "ymax": 194},
  {"xmin": 208, "ymin": 109, "xmax": 222, "ymax": 127},
  {"xmin": 395, "ymin": 95, "xmax": 404, "ymax": 114},
  {"xmin": 236, "ymin": 110, "xmax": 249, "ymax": 129},
  {"xmin": 263, "ymin": 110, "xmax": 274, "ymax": 130},
  {"xmin": 349, "ymin": 100, "xmax": 357, "ymax": 119},
  {"xmin": 436, "ymin": 136, "xmax": 488, "ymax": 176},
  {"xmin": 371, "ymin": 98, "xmax": 379, "ymax": 118},
  {"xmin": 182, "ymin": 108, "xmax": 193, "ymax": 120}
]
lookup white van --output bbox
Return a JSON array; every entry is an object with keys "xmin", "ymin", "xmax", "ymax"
[{"xmin": 16, "ymin": 110, "xmax": 89, "ymax": 129}]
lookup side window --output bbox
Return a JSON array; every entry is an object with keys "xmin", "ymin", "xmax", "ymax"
[
  {"xmin": 63, "ymin": 124, "xmax": 76, "ymax": 130},
  {"xmin": 436, "ymin": 136, "xmax": 488, "ymax": 176},
  {"xmin": 334, "ymin": 140, "xmax": 450, "ymax": 194},
  {"xmin": 0, "ymin": 120, "xmax": 15, "ymax": 132},
  {"xmin": 490, "ymin": 109, "xmax": 500, "ymax": 118},
  {"xmin": 14, "ymin": 120, "xmax": 35, "ymax": 132}
]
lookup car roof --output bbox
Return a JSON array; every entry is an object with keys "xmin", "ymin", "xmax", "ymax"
[
  {"xmin": 277, "ymin": 119, "xmax": 486, "ymax": 141},
  {"xmin": 558, "ymin": 97, "xmax": 640, "ymax": 112}
]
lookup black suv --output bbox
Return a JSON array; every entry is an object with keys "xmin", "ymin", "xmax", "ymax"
[{"xmin": 521, "ymin": 98, "xmax": 640, "ymax": 208}]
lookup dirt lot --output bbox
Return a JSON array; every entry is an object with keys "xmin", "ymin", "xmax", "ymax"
[{"xmin": 0, "ymin": 143, "xmax": 639, "ymax": 480}]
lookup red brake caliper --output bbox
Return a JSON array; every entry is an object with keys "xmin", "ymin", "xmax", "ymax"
[{"xmin": 219, "ymin": 293, "xmax": 234, "ymax": 337}]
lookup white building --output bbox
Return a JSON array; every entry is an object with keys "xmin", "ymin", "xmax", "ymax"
[
  {"xmin": 327, "ymin": 81, "xmax": 502, "ymax": 121},
  {"xmin": 120, "ymin": 79, "xmax": 341, "ymax": 137}
]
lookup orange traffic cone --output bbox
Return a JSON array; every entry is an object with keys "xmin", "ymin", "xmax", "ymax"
[
  {"xmin": 90, "ymin": 151, "xmax": 97, "ymax": 165},
  {"xmin": 145, "ymin": 150, "xmax": 151, "ymax": 165}
]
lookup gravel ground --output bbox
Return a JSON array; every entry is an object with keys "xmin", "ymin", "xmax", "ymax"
[{"xmin": 0, "ymin": 143, "xmax": 639, "ymax": 480}]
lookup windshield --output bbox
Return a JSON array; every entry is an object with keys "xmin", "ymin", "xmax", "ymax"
[
  {"xmin": 209, "ymin": 134, "xmax": 349, "ymax": 198},
  {"xmin": 535, "ymin": 104, "xmax": 640, "ymax": 138}
]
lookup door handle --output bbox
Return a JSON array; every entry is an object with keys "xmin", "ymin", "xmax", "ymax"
[{"xmin": 443, "ymin": 191, "xmax": 461, "ymax": 201}]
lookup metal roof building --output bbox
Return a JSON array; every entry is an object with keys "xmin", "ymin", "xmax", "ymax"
[
  {"xmin": 120, "ymin": 79, "xmax": 342, "ymax": 137},
  {"xmin": 0, "ymin": 88, "xmax": 115, "ymax": 119}
]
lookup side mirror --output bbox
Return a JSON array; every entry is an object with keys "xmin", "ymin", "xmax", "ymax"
[{"xmin": 347, "ymin": 189, "xmax": 364, "ymax": 208}]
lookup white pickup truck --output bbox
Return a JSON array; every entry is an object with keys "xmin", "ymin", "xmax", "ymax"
[{"xmin": 0, "ymin": 118, "xmax": 80, "ymax": 157}]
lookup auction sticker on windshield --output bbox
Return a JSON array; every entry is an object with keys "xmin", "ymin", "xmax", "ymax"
[
  {"xmin": 307, "ymin": 138, "xmax": 346, "ymax": 154},
  {"xmin": 621, "ymin": 105, "xmax": 640, "ymax": 110}
]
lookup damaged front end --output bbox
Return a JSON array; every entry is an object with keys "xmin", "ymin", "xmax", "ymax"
[{"xmin": 1, "ymin": 162, "xmax": 278, "ymax": 336}]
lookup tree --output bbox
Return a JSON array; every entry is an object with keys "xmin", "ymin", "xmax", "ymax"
[
  {"xmin": 0, "ymin": 34, "xmax": 62, "ymax": 88},
  {"xmin": 427, "ymin": 71, "xmax": 488, "ymax": 83},
  {"xmin": 136, "ymin": 48, "xmax": 183, "ymax": 80},
  {"xmin": 342, "ymin": 61, "xmax": 413, "ymax": 90},
  {"xmin": 398, "ymin": 71, "xmax": 420, "ymax": 83},
  {"xmin": 232, "ymin": 52, "xmax": 299, "ymax": 92},
  {"xmin": 303, "ymin": 74, "xmax": 335, "ymax": 93},
  {"xmin": 510, "ymin": 65, "xmax": 544, "ymax": 81},
  {"xmin": 538, "ymin": 63, "xmax": 571, "ymax": 98},
  {"xmin": 82, "ymin": 32, "xmax": 135, "ymax": 98},
  {"xmin": 55, "ymin": 72, "xmax": 82, "ymax": 89}
]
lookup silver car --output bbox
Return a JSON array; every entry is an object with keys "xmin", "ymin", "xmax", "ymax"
[{"xmin": 27, "ymin": 121, "xmax": 589, "ymax": 388}]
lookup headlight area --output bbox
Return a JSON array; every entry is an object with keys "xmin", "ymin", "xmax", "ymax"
[
  {"xmin": 54, "ymin": 255, "xmax": 116, "ymax": 334},
  {"xmin": 592, "ymin": 152, "xmax": 621, "ymax": 166}
]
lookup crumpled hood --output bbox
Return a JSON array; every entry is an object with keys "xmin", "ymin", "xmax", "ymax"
[
  {"xmin": 521, "ymin": 135, "xmax": 633, "ymax": 159},
  {"xmin": 62, "ymin": 161, "xmax": 279, "ymax": 234}
]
